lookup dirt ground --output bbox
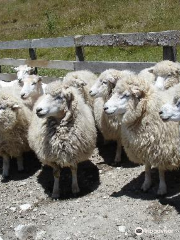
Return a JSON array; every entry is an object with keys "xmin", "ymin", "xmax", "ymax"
[{"xmin": 0, "ymin": 141, "xmax": 180, "ymax": 240}]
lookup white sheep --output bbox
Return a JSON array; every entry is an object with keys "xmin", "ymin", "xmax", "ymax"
[
  {"xmin": 149, "ymin": 60, "xmax": 180, "ymax": 90},
  {"xmin": 104, "ymin": 75, "xmax": 180, "ymax": 195},
  {"xmin": 19, "ymin": 75, "xmax": 47, "ymax": 110},
  {"xmin": 0, "ymin": 88, "xmax": 31, "ymax": 179},
  {"xmin": 28, "ymin": 81, "xmax": 97, "ymax": 198},
  {"xmin": 138, "ymin": 67, "xmax": 156, "ymax": 85},
  {"xmin": 13, "ymin": 65, "xmax": 35, "ymax": 82},
  {"xmin": 0, "ymin": 65, "xmax": 35, "ymax": 88},
  {"xmin": 63, "ymin": 70, "xmax": 97, "ymax": 109},
  {"xmin": 89, "ymin": 69, "xmax": 134, "ymax": 164},
  {"xmin": 159, "ymin": 83, "xmax": 180, "ymax": 121}
]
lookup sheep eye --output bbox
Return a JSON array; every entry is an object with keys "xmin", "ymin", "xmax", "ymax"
[
  {"xmin": 32, "ymin": 82, "xmax": 36, "ymax": 85},
  {"xmin": 56, "ymin": 95, "xmax": 62, "ymax": 100},
  {"xmin": 121, "ymin": 93, "xmax": 129, "ymax": 99},
  {"xmin": 103, "ymin": 81, "xmax": 107, "ymax": 85},
  {"xmin": 176, "ymin": 100, "xmax": 180, "ymax": 107},
  {"xmin": 0, "ymin": 106, "xmax": 5, "ymax": 110}
]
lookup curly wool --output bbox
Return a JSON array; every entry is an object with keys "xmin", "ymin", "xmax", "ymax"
[
  {"xmin": 0, "ymin": 89, "xmax": 31, "ymax": 158},
  {"xmin": 120, "ymin": 76, "xmax": 180, "ymax": 170},
  {"xmin": 28, "ymin": 84, "xmax": 97, "ymax": 168},
  {"xmin": 63, "ymin": 70, "xmax": 97, "ymax": 109}
]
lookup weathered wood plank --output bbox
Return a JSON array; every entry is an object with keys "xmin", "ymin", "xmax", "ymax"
[
  {"xmin": 31, "ymin": 36, "xmax": 75, "ymax": 48},
  {"xmin": 163, "ymin": 46, "xmax": 177, "ymax": 61},
  {"xmin": 75, "ymin": 61, "xmax": 156, "ymax": 73},
  {"xmin": 0, "ymin": 58, "xmax": 75, "ymax": 70},
  {"xmin": 0, "ymin": 40, "xmax": 31, "ymax": 49},
  {"xmin": 75, "ymin": 30, "xmax": 180, "ymax": 47},
  {"xmin": 0, "ymin": 73, "xmax": 63, "ymax": 83},
  {"xmin": 0, "ymin": 31, "xmax": 180, "ymax": 50}
]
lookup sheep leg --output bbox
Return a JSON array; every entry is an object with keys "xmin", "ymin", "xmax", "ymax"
[
  {"xmin": 141, "ymin": 162, "xmax": 152, "ymax": 191},
  {"xmin": 2, "ymin": 154, "xmax": 10, "ymax": 179},
  {"xmin": 157, "ymin": 168, "xmax": 167, "ymax": 195},
  {"xmin": 52, "ymin": 168, "xmax": 60, "ymax": 199},
  {"xmin": 17, "ymin": 156, "xmax": 24, "ymax": 172},
  {"xmin": 70, "ymin": 165, "xmax": 80, "ymax": 194},
  {"xmin": 114, "ymin": 140, "xmax": 122, "ymax": 164}
]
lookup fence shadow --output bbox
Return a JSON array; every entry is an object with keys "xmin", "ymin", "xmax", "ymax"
[{"xmin": 37, "ymin": 160, "xmax": 100, "ymax": 200}]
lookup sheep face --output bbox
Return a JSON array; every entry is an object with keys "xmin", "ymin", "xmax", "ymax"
[
  {"xmin": 150, "ymin": 62, "xmax": 180, "ymax": 90},
  {"xmin": 0, "ymin": 101, "xmax": 20, "ymax": 131},
  {"xmin": 160, "ymin": 99, "xmax": 180, "ymax": 122},
  {"xmin": 104, "ymin": 90, "xmax": 131, "ymax": 115},
  {"xmin": 89, "ymin": 70, "xmax": 116, "ymax": 98},
  {"xmin": 20, "ymin": 75, "xmax": 42, "ymax": 99},
  {"xmin": 13, "ymin": 65, "xmax": 35, "ymax": 82},
  {"xmin": 36, "ymin": 89, "xmax": 73, "ymax": 119}
]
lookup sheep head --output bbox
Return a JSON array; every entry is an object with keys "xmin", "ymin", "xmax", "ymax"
[
  {"xmin": 12, "ymin": 65, "xmax": 35, "ymax": 82},
  {"xmin": 20, "ymin": 75, "xmax": 43, "ymax": 99},
  {"xmin": 160, "ymin": 97, "xmax": 180, "ymax": 122},
  {"xmin": 36, "ymin": 84, "xmax": 76, "ymax": 123},
  {"xmin": 89, "ymin": 69, "xmax": 120, "ymax": 99}
]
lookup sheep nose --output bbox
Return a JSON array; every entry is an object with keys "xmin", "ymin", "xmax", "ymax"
[
  {"xmin": 104, "ymin": 106, "xmax": 108, "ymax": 111},
  {"xmin": 159, "ymin": 111, "xmax": 163, "ymax": 115},
  {"xmin": 36, "ymin": 108, "xmax": 42, "ymax": 114}
]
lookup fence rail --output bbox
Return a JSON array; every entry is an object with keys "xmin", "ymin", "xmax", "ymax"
[{"xmin": 0, "ymin": 30, "xmax": 179, "ymax": 81}]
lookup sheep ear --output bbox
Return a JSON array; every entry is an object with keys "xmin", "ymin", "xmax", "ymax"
[
  {"xmin": 13, "ymin": 67, "xmax": 19, "ymax": 72},
  {"xmin": 131, "ymin": 87, "xmax": 143, "ymax": 98},
  {"xmin": 12, "ymin": 104, "xmax": 20, "ymax": 110},
  {"xmin": 37, "ymin": 76, "xmax": 42, "ymax": 82},
  {"xmin": 148, "ymin": 68, "xmax": 154, "ymax": 74},
  {"xmin": 30, "ymin": 67, "xmax": 35, "ymax": 73},
  {"xmin": 76, "ymin": 79, "xmax": 87, "ymax": 87},
  {"xmin": 65, "ymin": 89, "xmax": 74, "ymax": 102}
]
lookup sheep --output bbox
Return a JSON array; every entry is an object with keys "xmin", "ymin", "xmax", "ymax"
[
  {"xmin": 104, "ymin": 75, "xmax": 180, "ymax": 195},
  {"xmin": 138, "ymin": 67, "xmax": 156, "ymax": 85},
  {"xmin": 159, "ymin": 83, "xmax": 180, "ymax": 121},
  {"xmin": 28, "ymin": 81, "xmax": 97, "ymax": 198},
  {"xmin": 0, "ymin": 88, "xmax": 31, "ymax": 179},
  {"xmin": 63, "ymin": 70, "xmax": 97, "ymax": 109},
  {"xmin": 149, "ymin": 60, "xmax": 180, "ymax": 90},
  {"xmin": 13, "ymin": 65, "xmax": 35, "ymax": 82},
  {"xmin": 0, "ymin": 64, "xmax": 35, "ymax": 89},
  {"xmin": 19, "ymin": 75, "xmax": 47, "ymax": 110},
  {"xmin": 89, "ymin": 69, "xmax": 134, "ymax": 164}
]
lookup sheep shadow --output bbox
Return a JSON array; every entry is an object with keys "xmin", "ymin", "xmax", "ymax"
[
  {"xmin": 97, "ymin": 140, "xmax": 138, "ymax": 168},
  {"xmin": 37, "ymin": 160, "xmax": 100, "ymax": 200},
  {"xmin": 0, "ymin": 151, "xmax": 41, "ymax": 181},
  {"xmin": 110, "ymin": 168, "xmax": 180, "ymax": 214}
]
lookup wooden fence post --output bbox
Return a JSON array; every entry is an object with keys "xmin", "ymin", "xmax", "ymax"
[
  {"xmin": 75, "ymin": 46, "xmax": 84, "ymax": 62},
  {"xmin": 163, "ymin": 46, "xmax": 177, "ymax": 62},
  {"xmin": 29, "ymin": 48, "xmax": 37, "ymax": 74}
]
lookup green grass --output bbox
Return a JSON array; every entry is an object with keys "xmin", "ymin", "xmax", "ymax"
[{"xmin": 0, "ymin": 0, "xmax": 180, "ymax": 77}]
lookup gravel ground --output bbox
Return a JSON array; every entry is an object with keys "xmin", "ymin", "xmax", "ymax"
[{"xmin": 0, "ymin": 142, "xmax": 180, "ymax": 240}]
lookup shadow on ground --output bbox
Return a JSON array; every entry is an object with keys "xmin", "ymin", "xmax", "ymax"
[
  {"xmin": 97, "ymin": 140, "xmax": 138, "ymax": 169},
  {"xmin": 110, "ymin": 167, "xmax": 180, "ymax": 213},
  {"xmin": 37, "ymin": 160, "xmax": 100, "ymax": 200},
  {"xmin": 0, "ymin": 151, "xmax": 41, "ymax": 181}
]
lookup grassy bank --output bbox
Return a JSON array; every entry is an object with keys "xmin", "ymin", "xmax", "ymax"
[{"xmin": 0, "ymin": 0, "xmax": 180, "ymax": 77}]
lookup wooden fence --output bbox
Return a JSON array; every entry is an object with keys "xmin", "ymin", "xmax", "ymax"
[{"xmin": 0, "ymin": 30, "xmax": 179, "ymax": 82}]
